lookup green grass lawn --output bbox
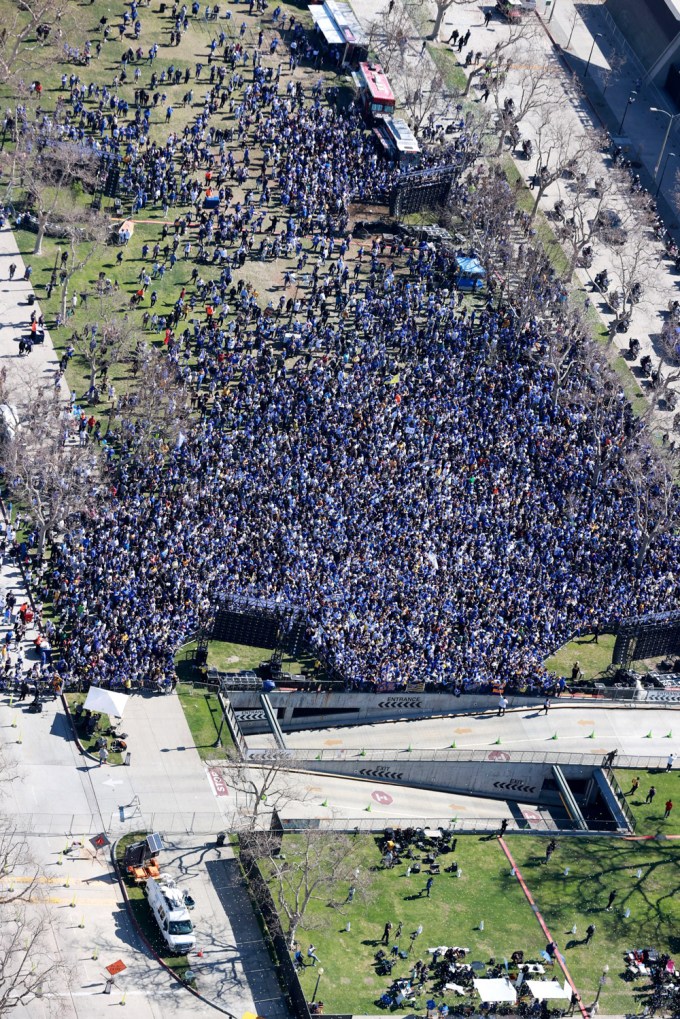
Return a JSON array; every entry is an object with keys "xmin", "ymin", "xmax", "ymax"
[
  {"xmin": 64, "ymin": 691, "xmax": 123, "ymax": 765},
  {"xmin": 508, "ymin": 837, "xmax": 680, "ymax": 1014},
  {"xmin": 257, "ymin": 833, "xmax": 680, "ymax": 1015},
  {"xmin": 176, "ymin": 683, "xmax": 232, "ymax": 760},
  {"xmin": 543, "ymin": 634, "xmax": 616, "ymax": 682},
  {"xmin": 115, "ymin": 832, "xmax": 190, "ymax": 978},
  {"xmin": 261, "ymin": 835, "xmax": 547, "ymax": 1014},
  {"xmin": 614, "ymin": 769, "xmax": 680, "ymax": 836}
]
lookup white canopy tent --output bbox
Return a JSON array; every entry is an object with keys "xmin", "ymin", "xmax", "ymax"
[
  {"xmin": 83, "ymin": 686, "xmax": 130, "ymax": 719},
  {"xmin": 526, "ymin": 981, "xmax": 572, "ymax": 1001},
  {"xmin": 473, "ymin": 978, "xmax": 517, "ymax": 1003}
]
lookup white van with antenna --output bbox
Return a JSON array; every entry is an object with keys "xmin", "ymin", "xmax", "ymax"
[{"xmin": 144, "ymin": 875, "xmax": 196, "ymax": 953}]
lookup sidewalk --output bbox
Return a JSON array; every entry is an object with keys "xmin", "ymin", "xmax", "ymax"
[{"xmin": 0, "ymin": 225, "xmax": 66, "ymax": 397}]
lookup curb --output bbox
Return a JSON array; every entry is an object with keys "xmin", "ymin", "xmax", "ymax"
[{"xmin": 110, "ymin": 837, "xmax": 238, "ymax": 1018}]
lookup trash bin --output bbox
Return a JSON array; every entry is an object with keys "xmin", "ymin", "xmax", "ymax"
[
  {"xmin": 215, "ymin": 831, "xmax": 226, "ymax": 847},
  {"xmin": 124, "ymin": 752, "xmax": 131, "ymax": 766},
  {"xmin": 159, "ymin": 2, "xmax": 166, "ymax": 11}
]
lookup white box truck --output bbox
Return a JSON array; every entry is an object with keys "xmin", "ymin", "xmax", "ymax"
[{"xmin": 144, "ymin": 876, "xmax": 196, "ymax": 953}]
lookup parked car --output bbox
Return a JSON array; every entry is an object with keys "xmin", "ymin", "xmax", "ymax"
[{"xmin": 496, "ymin": 0, "xmax": 526, "ymax": 19}]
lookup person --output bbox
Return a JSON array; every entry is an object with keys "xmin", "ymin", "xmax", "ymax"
[
  {"xmin": 545, "ymin": 839, "xmax": 557, "ymax": 863},
  {"xmin": 571, "ymin": 661, "xmax": 581, "ymax": 683},
  {"xmin": 346, "ymin": 884, "xmax": 355, "ymax": 902},
  {"xmin": 307, "ymin": 944, "xmax": 320, "ymax": 966},
  {"xmin": 605, "ymin": 890, "xmax": 617, "ymax": 911},
  {"xmin": 293, "ymin": 948, "xmax": 304, "ymax": 970},
  {"xmin": 646, "ymin": 786, "xmax": 657, "ymax": 804},
  {"xmin": 8, "ymin": 262, "xmax": 16, "ymax": 280},
  {"xmin": 381, "ymin": 921, "xmax": 392, "ymax": 945},
  {"xmin": 585, "ymin": 924, "xmax": 595, "ymax": 944},
  {"xmin": 395, "ymin": 921, "xmax": 403, "ymax": 940},
  {"xmin": 498, "ymin": 694, "xmax": 508, "ymax": 717},
  {"xmin": 664, "ymin": 799, "xmax": 673, "ymax": 819},
  {"xmin": 667, "ymin": 753, "xmax": 675, "ymax": 772},
  {"xmin": 424, "ymin": 876, "xmax": 434, "ymax": 897},
  {"xmin": 484, "ymin": 9, "xmax": 492, "ymax": 26},
  {"xmin": 543, "ymin": 696, "xmax": 551, "ymax": 715},
  {"xmin": 447, "ymin": 28, "xmax": 459, "ymax": 45},
  {"xmin": 98, "ymin": 745, "xmax": 109, "ymax": 767},
  {"xmin": 499, "ymin": 818, "xmax": 509, "ymax": 836},
  {"xmin": 629, "ymin": 776, "xmax": 640, "ymax": 796}
]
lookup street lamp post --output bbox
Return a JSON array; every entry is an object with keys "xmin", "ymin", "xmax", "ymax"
[
  {"xmin": 313, "ymin": 967, "xmax": 324, "ymax": 1003},
  {"xmin": 656, "ymin": 150, "xmax": 677, "ymax": 197},
  {"xmin": 584, "ymin": 33, "xmax": 602, "ymax": 78},
  {"xmin": 618, "ymin": 92, "xmax": 637, "ymax": 134},
  {"xmin": 651, "ymin": 107, "xmax": 680, "ymax": 177},
  {"xmin": 548, "ymin": 0, "xmax": 558, "ymax": 23},
  {"xmin": 594, "ymin": 965, "xmax": 609, "ymax": 1008}
]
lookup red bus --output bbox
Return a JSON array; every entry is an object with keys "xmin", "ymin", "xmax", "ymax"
[{"xmin": 354, "ymin": 61, "xmax": 396, "ymax": 122}]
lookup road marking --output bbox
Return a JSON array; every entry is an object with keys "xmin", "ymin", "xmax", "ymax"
[
  {"xmin": 207, "ymin": 767, "xmax": 229, "ymax": 797},
  {"xmin": 371, "ymin": 789, "xmax": 394, "ymax": 805},
  {"xmin": 102, "ymin": 777, "xmax": 124, "ymax": 789}
]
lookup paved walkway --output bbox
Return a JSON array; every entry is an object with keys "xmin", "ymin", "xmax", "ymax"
[{"xmin": 0, "ymin": 225, "xmax": 65, "ymax": 397}]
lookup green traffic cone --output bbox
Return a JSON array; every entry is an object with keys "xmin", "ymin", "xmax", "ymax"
[
  {"xmin": 588, "ymin": 731, "xmax": 595, "ymax": 739},
  {"xmin": 321, "ymin": 799, "xmax": 328, "ymax": 807},
  {"xmin": 645, "ymin": 731, "xmax": 653, "ymax": 738},
  {"xmin": 494, "ymin": 737, "xmax": 501, "ymax": 745},
  {"xmin": 666, "ymin": 731, "xmax": 673, "ymax": 739},
  {"xmin": 359, "ymin": 749, "xmax": 366, "ymax": 757},
  {"xmin": 406, "ymin": 745, "xmax": 412, "ymax": 753},
  {"xmin": 450, "ymin": 741, "xmax": 456, "ymax": 749},
  {"xmin": 551, "ymin": 732, "xmax": 558, "ymax": 740},
  {"xmin": 365, "ymin": 804, "xmax": 372, "ymax": 812}
]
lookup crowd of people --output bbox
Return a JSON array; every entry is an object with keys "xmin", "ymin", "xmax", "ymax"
[{"xmin": 8, "ymin": 0, "xmax": 680, "ymax": 696}]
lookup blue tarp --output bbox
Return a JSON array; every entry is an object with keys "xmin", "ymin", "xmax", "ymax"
[{"xmin": 456, "ymin": 255, "xmax": 485, "ymax": 290}]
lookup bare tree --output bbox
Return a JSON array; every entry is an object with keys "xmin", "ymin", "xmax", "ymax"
[
  {"xmin": 623, "ymin": 442, "xmax": 680, "ymax": 573},
  {"xmin": 401, "ymin": 64, "xmax": 456, "ymax": 133},
  {"xmin": 2, "ymin": 131, "xmax": 98, "ymax": 255},
  {"xmin": 428, "ymin": 0, "xmax": 472, "ymax": 41},
  {"xmin": 219, "ymin": 751, "xmax": 306, "ymax": 835},
  {"xmin": 364, "ymin": 3, "xmax": 414, "ymax": 74},
  {"xmin": 112, "ymin": 346, "xmax": 192, "ymax": 449},
  {"xmin": 492, "ymin": 65, "xmax": 552, "ymax": 155},
  {"xmin": 462, "ymin": 22, "xmax": 531, "ymax": 98},
  {"xmin": 604, "ymin": 229, "xmax": 660, "ymax": 339},
  {"xmin": 70, "ymin": 292, "xmax": 138, "ymax": 403},
  {"xmin": 0, "ymin": 0, "xmax": 73, "ymax": 89},
  {"xmin": 2, "ymin": 382, "xmax": 103, "ymax": 557},
  {"xmin": 527, "ymin": 113, "xmax": 601, "ymax": 220},
  {"xmin": 262, "ymin": 830, "xmax": 366, "ymax": 948},
  {"xmin": 53, "ymin": 207, "xmax": 109, "ymax": 323}
]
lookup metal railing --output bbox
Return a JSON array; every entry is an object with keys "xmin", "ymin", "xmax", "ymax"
[
  {"xmin": 250, "ymin": 747, "xmax": 670, "ymax": 768},
  {"xmin": 603, "ymin": 766, "xmax": 636, "ymax": 830}
]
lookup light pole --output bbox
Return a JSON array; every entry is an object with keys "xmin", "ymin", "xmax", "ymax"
[
  {"xmin": 584, "ymin": 33, "xmax": 602, "ymax": 78},
  {"xmin": 313, "ymin": 967, "xmax": 324, "ymax": 1003},
  {"xmin": 651, "ymin": 107, "xmax": 680, "ymax": 177},
  {"xmin": 618, "ymin": 92, "xmax": 637, "ymax": 134},
  {"xmin": 656, "ymin": 150, "xmax": 677, "ymax": 196},
  {"xmin": 548, "ymin": 0, "xmax": 558, "ymax": 23},
  {"xmin": 594, "ymin": 965, "xmax": 609, "ymax": 1008}
]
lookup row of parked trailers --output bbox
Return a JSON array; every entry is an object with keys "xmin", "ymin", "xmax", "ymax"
[
  {"xmin": 307, "ymin": 2, "xmax": 421, "ymax": 167},
  {"xmin": 352, "ymin": 61, "xmax": 421, "ymax": 167}
]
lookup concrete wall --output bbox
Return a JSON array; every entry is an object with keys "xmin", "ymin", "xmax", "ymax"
[
  {"xmin": 228, "ymin": 688, "xmax": 546, "ymax": 733},
  {"xmin": 298, "ymin": 756, "xmax": 556, "ymax": 804}
]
